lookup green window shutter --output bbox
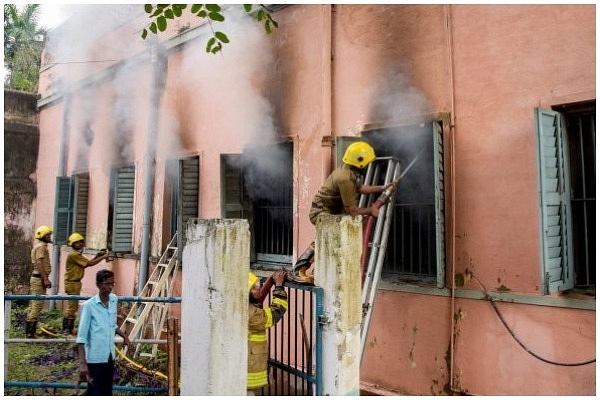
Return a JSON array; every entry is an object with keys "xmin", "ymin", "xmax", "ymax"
[
  {"xmin": 112, "ymin": 165, "xmax": 135, "ymax": 253},
  {"xmin": 178, "ymin": 156, "xmax": 199, "ymax": 251},
  {"xmin": 535, "ymin": 108, "xmax": 574, "ymax": 294},
  {"xmin": 222, "ymin": 154, "xmax": 247, "ymax": 219},
  {"xmin": 72, "ymin": 173, "xmax": 89, "ymax": 236},
  {"xmin": 432, "ymin": 122, "xmax": 446, "ymax": 288},
  {"xmin": 53, "ymin": 176, "xmax": 74, "ymax": 246}
]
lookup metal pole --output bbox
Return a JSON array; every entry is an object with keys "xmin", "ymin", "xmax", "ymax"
[
  {"xmin": 5, "ymin": 300, "xmax": 11, "ymax": 381},
  {"xmin": 50, "ymin": 93, "xmax": 72, "ymax": 309},
  {"xmin": 139, "ymin": 44, "xmax": 167, "ymax": 295}
]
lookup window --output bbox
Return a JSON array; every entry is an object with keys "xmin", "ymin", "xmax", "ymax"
[
  {"xmin": 221, "ymin": 142, "xmax": 293, "ymax": 265},
  {"xmin": 53, "ymin": 173, "xmax": 89, "ymax": 245},
  {"xmin": 109, "ymin": 165, "xmax": 135, "ymax": 253},
  {"xmin": 537, "ymin": 103, "xmax": 596, "ymax": 294},
  {"xmin": 343, "ymin": 121, "xmax": 446, "ymax": 287},
  {"xmin": 166, "ymin": 156, "xmax": 199, "ymax": 258}
]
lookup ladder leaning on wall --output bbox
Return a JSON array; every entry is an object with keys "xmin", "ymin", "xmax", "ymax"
[
  {"xmin": 358, "ymin": 157, "xmax": 401, "ymax": 361},
  {"xmin": 120, "ymin": 233, "xmax": 180, "ymax": 358}
]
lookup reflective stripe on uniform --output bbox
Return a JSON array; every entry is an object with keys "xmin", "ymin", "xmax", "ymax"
[
  {"xmin": 248, "ymin": 333, "xmax": 267, "ymax": 342},
  {"xmin": 247, "ymin": 370, "xmax": 268, "ymax": 389},
  {"xmin": 272, "ymin": 297, "xmax": 288, "ymax": 310}
]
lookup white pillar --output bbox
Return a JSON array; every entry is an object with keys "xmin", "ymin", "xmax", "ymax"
[
  {"xmin": 180, "ymin": 219, "xmax": 250, "ymax": 395},
  {"xmin": 315, "ymin": 214, "xmax": 362, "ymax": 396}
]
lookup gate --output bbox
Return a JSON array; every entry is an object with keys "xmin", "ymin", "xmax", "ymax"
[{"xmin": 261, "ymin": 281, "xmax": 323, "ymax": 396}]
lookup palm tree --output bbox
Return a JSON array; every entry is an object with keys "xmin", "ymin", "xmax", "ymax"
[{"xmin": 4, "ymin": 4, "xmax": 46, "ymax": 92}]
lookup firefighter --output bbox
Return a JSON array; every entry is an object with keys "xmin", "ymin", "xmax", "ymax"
[
  {"xmin": 25, "ymin": 225, "xmax": 53, "ymax": 338},
  {"xmin": 247, "ymin": 270, "xmax": 288, "ymax": 395},
  {"xmin": 290, "ymin": 141, "xmax": 396, "ymax": 283},
  {"xmin": 63, "ymin": 232, "xmax": 110, "ymax": 334}
]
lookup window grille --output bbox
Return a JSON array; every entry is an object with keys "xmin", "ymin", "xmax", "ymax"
[{"xmin": 362, "ymin": 121, "xmax": 445, "ymax": 284}]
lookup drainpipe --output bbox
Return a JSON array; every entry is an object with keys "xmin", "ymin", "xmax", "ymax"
[
  {"xmin": 49, "ymin": 93, "xmax": 72, "ymax": 309},
  {"xmin": 445, "ymin": 4, "xmax": 459, "ymax": 393},
  {"xmin": 139, "ymin": 44, "xmax": 167, "ymax": 294}
]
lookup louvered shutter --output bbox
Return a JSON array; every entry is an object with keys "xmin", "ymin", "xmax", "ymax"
[
  {"xmin": 535, "ymin": 108, "xmax": 574, "ymax": 294},
  {"xmin": 72, "ymin": 173, "xmax": 89, "ymax": 236},
  {"xmin": 432, "ymin": 122, "xmax": 446, "ymax": 288},
  {"xmin": 178, "ymin": 156, "xmax": 199, "ymax": 251},
  {"xmin": 222, "ymin": 154, "xmax": 248, "ymax": 219},
  {"xmin": 53, "ymin": 176, "xmax": 74, "ymax": 246},
  {"xmin": 112, "ymin": 165, "xmax": 135, "ymax": 252}
]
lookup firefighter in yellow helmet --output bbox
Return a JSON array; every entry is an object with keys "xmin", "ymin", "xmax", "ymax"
[
  {"xmin": 25, "ymin": 225, "xmax": 53, "ymax": 337},
  {"xmin": 63, "ymin": 232, "xmax": 110, "ymax": 334},
  {"xmin": 291, "ymin": 141, "xmax": 396, "ymax": 283},
  {"xmin": 247, "ymin": 270, "xmax": 287, "ymax": 395}
]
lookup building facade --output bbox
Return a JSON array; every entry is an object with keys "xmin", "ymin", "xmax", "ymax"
[{"xmin": 36, "ymin": 5, "xmax": 595, "ymax": 395}]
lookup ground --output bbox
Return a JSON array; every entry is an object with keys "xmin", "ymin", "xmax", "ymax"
[{"xmin": 5, "ymin": 301, "xmax": 171, "ymax": 396}]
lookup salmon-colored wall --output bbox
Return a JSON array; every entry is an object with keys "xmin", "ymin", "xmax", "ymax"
[{"xmin": 36, "ymin": 4, "xmax": 595, "ymax": 396}]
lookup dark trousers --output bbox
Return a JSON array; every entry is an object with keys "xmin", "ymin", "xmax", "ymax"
[{"xmin": 85, "ymin": 355, "xmax": 114, "ymax": 396}]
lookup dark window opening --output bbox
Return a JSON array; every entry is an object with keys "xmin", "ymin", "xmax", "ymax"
[
  {"xmin": 559, "ymin": 101, "xmax": 596, "ymax": 290},
  {"xmin": 364, "ymin": 122, "xmax": 444, "ymax": 282}
]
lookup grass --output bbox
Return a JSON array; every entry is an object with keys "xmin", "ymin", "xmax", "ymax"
[{"xmin": 5, "ymin": 302, "xmax": 171, "ymax": 396}]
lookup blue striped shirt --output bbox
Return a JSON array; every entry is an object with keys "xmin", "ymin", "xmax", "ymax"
[{"xmin": 76, "ymin": 293, "xmax": 119, "ymax": 363}]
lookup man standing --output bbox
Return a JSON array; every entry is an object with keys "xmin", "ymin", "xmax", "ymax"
[
  {"xmin": 25, "ymin": 225, "xmax": 53, "ymax": 338},
  {"xmin": 63, "ymin": 232, "xmax": 110, "ymax": 334},
  {"xmin": 76, "ymin": 269, "xmax": 130, "ymax": 395},
  {"xmin": 290, "ymin": 141, "xmax": 395, "ymax": 283}
]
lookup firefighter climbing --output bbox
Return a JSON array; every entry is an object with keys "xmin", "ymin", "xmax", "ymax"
[{"xmin": 288, "ymin": 141, "xmax": 397, "ymax": 284}]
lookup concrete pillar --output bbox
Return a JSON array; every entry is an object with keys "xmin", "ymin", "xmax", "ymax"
[
  {"xmin": 180, "ymin": 219, "xmax": 250, "ymax": 395},
  {"xmin": 315, "ymin": 214, "xmax": 363, "ymax": 396}
]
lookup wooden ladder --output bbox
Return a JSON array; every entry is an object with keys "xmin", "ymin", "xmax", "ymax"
[{"xmin": 120, "ymin": 233, "xmax": 180, "ymax": 358}]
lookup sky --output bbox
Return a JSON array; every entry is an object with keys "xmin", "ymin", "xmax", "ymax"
[{"xmin": 37, "ymin": 4, "xmax": 76, "ymax": 30}]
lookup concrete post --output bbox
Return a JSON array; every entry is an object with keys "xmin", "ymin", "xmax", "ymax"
[
  {"xmin": 315, "ymin": 214, "xmax": 363, "ymax": 396},
  {"xmin": 180, "ymin": 219, "xmax": 250, "ymax": 395}
]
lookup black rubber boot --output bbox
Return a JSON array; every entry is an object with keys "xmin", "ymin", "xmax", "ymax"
[
  {"xmin": 63, "ymin": 318, "xmax": 75, "ymax": 334},
  {"xmin": 25, "ymin": 321, "xmax": 37, "ymax": 338}
]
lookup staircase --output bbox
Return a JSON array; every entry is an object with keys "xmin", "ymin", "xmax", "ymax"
[{"xmin": 120, "ymin": 233, "xmax": 180, "ymax": 358}]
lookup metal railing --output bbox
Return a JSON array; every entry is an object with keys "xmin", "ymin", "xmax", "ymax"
[
  {"xmin": 260, "ymin": 281, "xmax": 323, "ymax": 396},
  {"xmin": 4, "ymin": 294, "xmax": 181, "ymax": 395}
]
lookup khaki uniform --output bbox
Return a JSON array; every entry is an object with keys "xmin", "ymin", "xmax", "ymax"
[
  {"xmin": 27, "ymin": 242, "xmax": 51, "ymax": 322},
  {"xmin": 309, "ymin": 164, "xmax": 360, "ymax": 225},
  {"xmin": 247, "ymin": 287, "xmax": 288, "ymax": 392},
  {"xmin": 63, "ymin": 249, "xmax": 89, "ymax": 319}
]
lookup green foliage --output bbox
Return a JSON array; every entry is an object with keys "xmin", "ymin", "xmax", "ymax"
[
  {"xmin": 141, "ymin": 4, "xmax": 278, "ymax": 54},
  {"xmin": 3, "ymin": 4, "xmax": 46, "ymax": 92},
  {"xmin": 5, "ymin": 303, "xmax": 170, "ymax": 396}
]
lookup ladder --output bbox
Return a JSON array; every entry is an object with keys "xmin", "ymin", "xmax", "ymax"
[
  {"xmin": 358, "ymin": 154, "xmax": 419, "ymax": 360},
  {"xmin": 120, "ymin": 233, "xmax": 180, "ymax": 358},
  {"xmin": 358, "ymin": 157, "xmax": 401, "ymax": 360}
]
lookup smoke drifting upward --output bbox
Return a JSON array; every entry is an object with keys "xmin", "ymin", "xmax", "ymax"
[
  {"xmin": 43, "ymin": 5, "xmax": 151, "ymax": 174},
  {"xmin": 366, "ymin": 65, "xmax": 436, "ymax": 204},
  {"xmin": 176, "ymin": 6, "xmax": 283, "ymax": 204}
]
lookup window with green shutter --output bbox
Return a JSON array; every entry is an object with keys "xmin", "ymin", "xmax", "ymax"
[
  {"xmin": 535, "ymin": 108, "xmax": 574, "ymax": 294},
  {"xmin": 53, "ymin": 173, "xmax": 89, "ymax": 246},
  {"xmin": 356, "ymin": 120, "xmax": 446, "ymax": 287},
  {"xmin": 111, "ymin": 165, "xmax": 135, "ymax": 253}
]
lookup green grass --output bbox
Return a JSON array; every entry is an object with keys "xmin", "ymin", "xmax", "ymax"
[{"xmin": 5, "ymin": 303, "xmax": 171, "ymax": 396}]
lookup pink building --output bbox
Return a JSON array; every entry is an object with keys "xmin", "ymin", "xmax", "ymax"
[{"xmin": 37, "ymin": 5, "xmax": 594, "ymax": 395}]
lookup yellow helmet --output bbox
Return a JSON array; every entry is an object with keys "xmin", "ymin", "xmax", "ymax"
[
  {"xmin": 68, "ymin": 232, "xmax": 85, "ymax": 246},
  {"xmin": 34, "ymin": 225, "xmax": 53, "ymax": 240},
  {"xmin": 342, "ymin": 141, "xmax": 376, "ymax": 169},
  {"xmin": 248, "ymin": 272, "xmax": 259, "ymax": 292}
]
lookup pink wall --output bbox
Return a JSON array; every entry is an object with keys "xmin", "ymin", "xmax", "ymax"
[{"xmin": 36, "ymin": 4, "xmax": 595, "ymax": 396}]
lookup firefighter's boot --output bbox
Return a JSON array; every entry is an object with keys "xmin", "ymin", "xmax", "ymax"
[
  {"xmin": 289, "ymin": 242, "xmax": 315, "ymax": 285},
  {"xmin": 63, "ymin": 318, "xmax": 75, "ymax": 335},
  {"xmin": 25, "ymin": 321, "xmax": 38, "ymax": 338}
]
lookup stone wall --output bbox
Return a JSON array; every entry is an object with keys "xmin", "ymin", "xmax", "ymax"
[{"xmin": 4, "ymin": 90, "xmax": 39, "ymax": 294}]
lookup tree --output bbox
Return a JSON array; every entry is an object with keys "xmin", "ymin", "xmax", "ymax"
[
  {"xmin": 141, "ymin": 4, "xmax": 278, "ymax": 54},
  {"xmin": 4, "ymin": 4, "xmax": 46, "ymax": 92}
]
